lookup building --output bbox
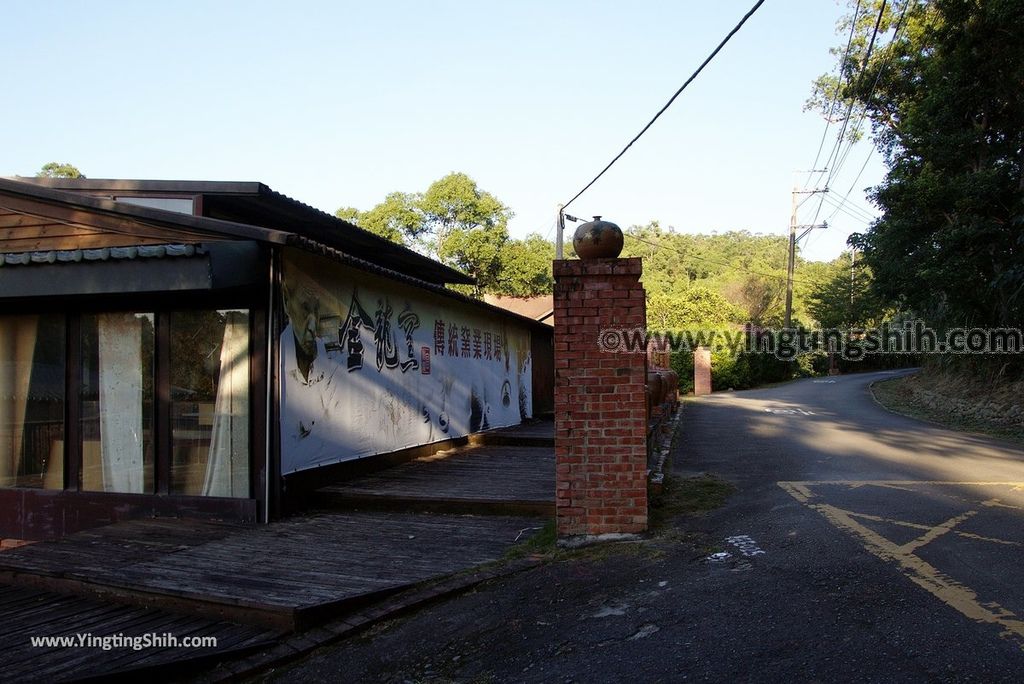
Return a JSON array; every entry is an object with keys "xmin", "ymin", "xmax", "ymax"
[
  {"xmin": 0, "ymin": 177, "xmax": 553, "ymax": 539},
  {"xmin": 483, "ymin": 294, "xmax": 554, "ymax": 327}
]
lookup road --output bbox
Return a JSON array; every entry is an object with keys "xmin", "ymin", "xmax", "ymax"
[{"xmin": 270, "ymin": 370, "xmax": 1024, "ymax": 682}]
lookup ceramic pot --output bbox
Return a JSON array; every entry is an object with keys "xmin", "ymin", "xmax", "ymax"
[{"xmin": 573, "ymin": 216, "xmax": 623, "ymax": 259}]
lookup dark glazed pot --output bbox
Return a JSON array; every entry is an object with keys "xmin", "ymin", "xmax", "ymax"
[
  {"xmin": 573, "ymin": 216, "xmax": 623, "ymax": 259},
  {"xmin": 665, "ymin": 370, "xmax": 678, "ymax": 399},
  {"xmin": 647, "ymin": 371, "xmax": 664, "ymax": 406}
]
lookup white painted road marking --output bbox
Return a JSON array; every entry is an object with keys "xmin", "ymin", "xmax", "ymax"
[
  {"xmin": 726, "ymin": 535, "xmax": 766, "ymax": 557},
  {"xmin": 764, "ymin": 408, "xmax": 816, "ymax": 416}
]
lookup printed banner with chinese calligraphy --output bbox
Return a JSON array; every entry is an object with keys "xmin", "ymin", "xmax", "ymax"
[{"xmin": 279, "ymin": 248, "xmax": 533, "ymax": 474}]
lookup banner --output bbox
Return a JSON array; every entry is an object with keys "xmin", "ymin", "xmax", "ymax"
[{"xmin": 280, "ymin": 249, "xmax": 533, "ymax": 474}]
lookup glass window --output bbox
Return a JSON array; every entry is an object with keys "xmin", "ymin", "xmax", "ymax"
[
  {"xmin": 169, "ymin": 310, "xmax": 250, "ymax": 497},
  {"xmin": 80, "ymin": 313, "xmax": 155, "ymax": 493},
  {"xmin": 0, "ymin": 314, "xmax": 65, "ymax": 489},
  {"xmin": 113, "ymin": 196, "xmax": 195, "ymax": 214}
]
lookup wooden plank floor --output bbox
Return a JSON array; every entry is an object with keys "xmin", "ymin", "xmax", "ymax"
[
  {"xmin": 317, "ymin": 444, "xmax": 555, "ymax": 514},
  {"xmin": 485, "ymin": 421, "xmax": 554, "ymax": 440},
  {"xmin": 469, "ymin": 420, "xmax": 554, "ymax": 446},
  {"xmin": 0, "ymin": 512, "xmax": 537, "ymax": 631},
  {"xmin": 0, "ymin": 583, "xmax": 275, "ymax": 683}
]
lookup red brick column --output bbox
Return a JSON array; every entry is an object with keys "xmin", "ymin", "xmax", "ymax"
[
  {"xmin": 694, "ymin": 346, "xmax": 712, "ymax": 396},
  {"xmin": 553, "ymin": 257, "xmax": 648, "ymax": 540}
]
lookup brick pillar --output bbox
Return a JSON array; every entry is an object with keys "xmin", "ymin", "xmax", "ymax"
[
  {"xmin": 693, "ymin": 346, "xmax": 712, "ymax": 396},
  {"xmin": 553, "ymin": 257, "xmax": 647, "ymax": 540}
]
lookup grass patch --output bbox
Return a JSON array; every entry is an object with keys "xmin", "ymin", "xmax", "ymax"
[
  {"xmin": 649, "ymin": 473, "xmax": 735, "ymax": 530},
  {"xmin": 872, "ymin": 375, "xmax": 1024, "ymax": 446},
  {"xmin": 505, "ymin": 519, "xmax": 557, "ymax": 559},
  {"xmin": 504, "ymin": 474, "xmax": 735, "ymax": 561}
]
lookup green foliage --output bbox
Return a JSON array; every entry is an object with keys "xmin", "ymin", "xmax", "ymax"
[
  {"xmin": 420, "ymin": 172, "xmax": 512, "ymax": 244},
  {"xmin": 37, "ymin": 162, "xmax": 84, "ymax": 178},
  {"xmin": 337, "ymin": 173, "xmax": 552, "ymax": 298},
  {"xmin": 814, "ymin": 0, "xmax": 1024, "ymax": 331},
  {"xmin": 333, "ymin": 206, "xmax": 363, "ymax": 224},
  {"xmin": 437, "ymin": 222, "xmax": 509, "ymax": 295},
  {"xmin": 622, "ymin": 223, "xmax": 830, "ymax": 328},
  {"xmin": 806, "ymin": 0, "xmax": 930, "ymax": 148},
  {"xmin": 621, "ymin": 223, "xmax": 790, "ymax": 303},
  {"xmin": 668, "ymin": 326, "xmax": 809, "ymax": 394},
  {"xmin": 723, "ymin": 274, "xmax": 785, "ymax": 326},
  {"xmin": 808, "ymin": 252, "xmax": 891, "ymax": 328},
  {"xmin": 649, "ymin": 474, "xmax": 735, "ymax": 529},
  {"xmin": 647, "ymin": 288, "xmax": 743, "ymax": 330},
  {"xmin": 494, "ymin": 233, "xmax": 555, "ymax": 297}
]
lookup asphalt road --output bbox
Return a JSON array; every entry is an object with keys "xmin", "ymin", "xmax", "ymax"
[{"xmin": 269, "ymin": 370, "xmax": 1024, "ymax": 683}]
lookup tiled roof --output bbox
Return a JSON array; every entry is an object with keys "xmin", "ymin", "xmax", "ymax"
[{"xmin": 0, "ymin": 244, "xmax": 201, "ymax": 266}]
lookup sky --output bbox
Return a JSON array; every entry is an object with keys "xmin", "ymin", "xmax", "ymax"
[{"xmin": 2, "ymin": 0, "xmax": 884, "ymax": 263}]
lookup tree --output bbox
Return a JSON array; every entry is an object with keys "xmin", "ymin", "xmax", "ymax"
[
  {"xmin": 724, "ymin": 274, "xmax": 785, "ymax": 326},
  {"xmin": 336, "ymin": 173, "xmax": 553, "ymax": 298},
  {"xmin": 494, "ymin": 233, "xmax": 555, "ymax": 297},
  {"xmin": 438, "ymin": 222, "xmax": 509, "ymax": 296},
  {"xmin": 336, "ymin": 192, "xmax": 422, "ymax": 243},
  {"xmin": 37, "ymin": 162, "xmax": 84, "ymax": 178},
  {"xmin": 647, "ymin": 287, "xmax": 744, "ymax": 330},
  {"xmin": 419, "ymin": 172, "xmax": 512, "ymax": 254},
  {"xmin": 811, "ymin": 0, "xmax": 1024, "ymax": 328},
  {"xmin": 333, "ymin": 206, "xmax": 362, "ymax": 225},
  {"xmin": 807, "ymin": 252, "xmax": 890, "ymax": 328}
]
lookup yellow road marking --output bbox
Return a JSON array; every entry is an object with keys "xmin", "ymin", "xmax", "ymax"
[
  {"xmin": 982, "ymin": 498, "xmax": 1024, "ymax": 512},
  {"xmin": 955, "ymin": 532, "xmax": 1023, "ymax": 548},
  {"xmin": 779, "ymin": 481, "xmax": 1024, "ymax": 649},
  {"xmin": 845, "ymin": 510, "xmax": 1023, "ymax": 548},
  {"xmin": 872, "ymin": 483, "xmax": 917, "ymax": 494},
  {"xmin": 839, "ymin": 509, "xmax": 1024, "ymax": 548},
  {"xmin": 898, "ymin": 511, "xmax": 976, "ymax": 554},
  {"xmin": 780, "ymin": 481, "xmax": 814, "ymax": 503},
  {"xmin": 847, "ymin": 511, "xmax": 933, "ymax": 531},
  {"xmin": 781, "ymin": 480, "xmax": 1024, "ymax": 487}
]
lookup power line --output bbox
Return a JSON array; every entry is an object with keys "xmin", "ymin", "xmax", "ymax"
[
  {"xmin": 803, "ymin": 0, "xmax": 864, "ymax": 191},
  {"xmin": 823, "ymin": 0, "xmax": 912, "ymax": 219},
  {"xmin": 818, "ymin": 187, "xmax": 875, "ymax": 219},
  {"xmin": 542, "ymin": 217, "xmax": 558, "ymax": 241},
  {"xmin": 821, "ymin": 194, "xmax": 874, "ymax": 224},
  {"xmin": 561, "ymin": 0, "xmax": 766, "ymax": 211},
  {"xmin": 835, "ymin": 149, "xmax": 880, "ymax": 212},
  {"xmin": 623, "ymin": 232, "xmax": 815, "ymax": 285},
  {"xmin": 796, "ymin": 0, "xmax": 898, "ymax": 242},
  {"xmin": 823, "ymin": 0, "xmax": 888, "ymax": 191},
  {"xmin": 829, "ymin": 0, "xmax": 910, "ymax": 180},
  {"xmin": 823, "ymin": 194, "xmax": 874, "ymax": 222}
]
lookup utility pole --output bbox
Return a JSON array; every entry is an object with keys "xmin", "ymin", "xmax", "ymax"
[
  {"xmin": 786, "ymin": 188, "xmax": 798, "ymax": 329},
  {"xmin": 786, "ymin": 186, "xmax": 828, "ymax": 328},
  {"xmin": 556, "ymin": 205, "xmax": 566, "ymax": 259},
  {"xmin": 850, "ymin": 248, "xmax": 856, "ymax": 304}
]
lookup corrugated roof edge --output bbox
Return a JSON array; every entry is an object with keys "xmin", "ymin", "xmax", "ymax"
[
  {"xmin": 0, "ymin": 178, "xmax": 290, "ymax": 244},
  {"xmin": 253, "ymin": 183, "xmax": 474, "ymax": 286},
  {"xmin": 287, "ymin": 235, "xmax": 552, "ymax": 333},
  {"xmin": 7, "ymin": 177, "xmax": 475, "ymax": 286}
]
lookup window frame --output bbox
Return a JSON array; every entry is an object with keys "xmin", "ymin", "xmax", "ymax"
[{"xmin": 0, "ymin": 290, "xmax": 261, "ymax": 501}]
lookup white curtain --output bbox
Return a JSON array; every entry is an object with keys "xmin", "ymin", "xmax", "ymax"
[
  {"xmin": 97, "ymin": 313, "xmax": 145, "ymax": 493},
  {"xmin": 0, "ymin": 316, "xmax": 38, "ymax": 485},
  {"xmin": 203, "ymin": 311, "xmax": 249, "ymax": 497}
]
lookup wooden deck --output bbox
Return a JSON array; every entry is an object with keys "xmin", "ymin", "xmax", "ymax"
[
  {"xmin": 0, "ymin": 511, "xmax": 538, "ymax": 633},
  {"xmin": 316, "ymin": 443, "xmax": 555, "ymax": 516},
  {"xmin": 0, "ymin": 419, "xmax": 556, "ymax": 679},
  {"xmin": 0, "ymin": 584, "xmax": 275, "ymax": 682},
  {"xmin": 468, "ymin": 420, "xmax": 554, "ymax": 447}
]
